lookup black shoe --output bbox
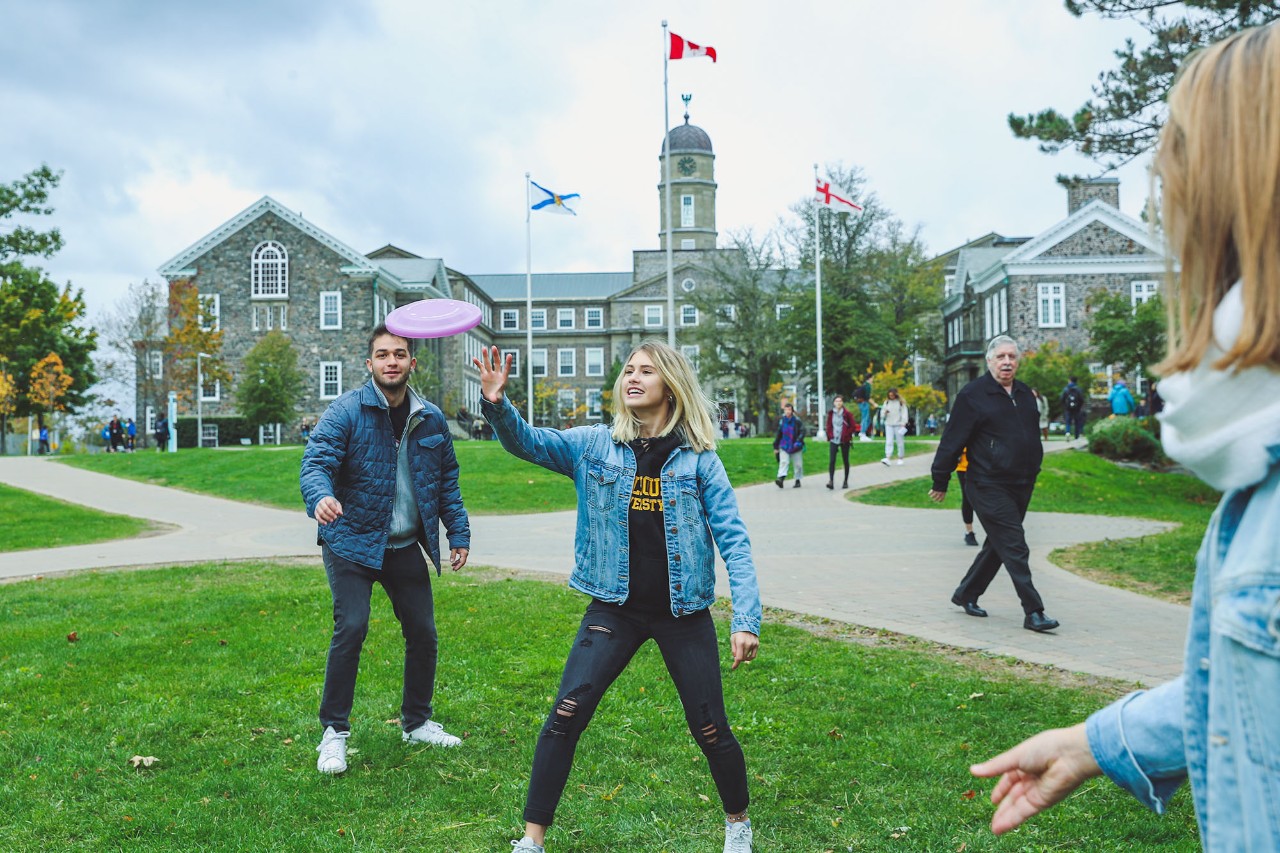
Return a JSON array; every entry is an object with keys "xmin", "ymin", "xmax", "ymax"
[
  {"xmin": 964, "ymin": 531, "xmax": 978, "ymax": 546},
  {"xmin": 793, "ymin": 479, "xmax": 801, "ymax": 488},
  {"xmin": 950, "ymin": 594, "xmax": 987, "ymax": 618},
  {"xmin": 842, "ymin": 480, "xmax": 848, "ymax": 489},
  {"xmin": 775, "ymin": 477, "xmax": 784, "ymax": 489},
  {"xmin": 1024, "ymin": 611, "xmax": 1060, "ymax": 632},
  {"xmin": 826, "ymin": 481, "xmax": 834, "ymax": 490}
]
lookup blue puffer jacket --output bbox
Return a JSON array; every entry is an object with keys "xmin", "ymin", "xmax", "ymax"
[{"xmin": 300, "ymin": 380, "xmax": 470, "ymax": 572}]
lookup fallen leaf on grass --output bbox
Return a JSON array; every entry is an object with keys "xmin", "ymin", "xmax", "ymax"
[
  {"xmin": 601, "ymin": 783, "xmax": 623, "ymax": 801},
  {"xmin": 962, "ymin": 789, "xmax": 976, "ymax": 800},
  {"xmin": 697, "ymin": 793, "xmax": 710, "ymax": 802},
  {"xmin": 129, "ymin": 755, "xmax": 159, "ymax": 769},
  {"xmin": 967, "ymin": 692, "xmax": 984, "ymax": 700},
  {"xmin": 827, "ymin": 728, "xmax": 844, "ymax": 740},
  {"xmin": 66, "ymin": 632, "xmax": 79, "ymax": 643}
]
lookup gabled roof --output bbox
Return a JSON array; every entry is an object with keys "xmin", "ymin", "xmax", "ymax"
[
  {"xmin": 375, "ymin": 258, "xmax": 450, "ymax": 293},
  {"xmin": 157, "ymin": 196, "xmax": 378, "ymax": 277},
  {"xmin": 467, "ymin": 272, "xmax": 633, "ymax": 301},
  {"xmin": 1000, "ymin": 198, "xmax": 1162, "ymax": 264}
]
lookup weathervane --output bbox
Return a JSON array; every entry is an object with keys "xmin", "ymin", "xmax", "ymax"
[{"xmin": 682, "ymin": 93, "xmax": 692, "ymax": 123}]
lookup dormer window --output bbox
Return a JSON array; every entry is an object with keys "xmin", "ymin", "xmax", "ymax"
[{"xmin": 252, "ymin": 241, "xmax": 289, "ymax": 298}]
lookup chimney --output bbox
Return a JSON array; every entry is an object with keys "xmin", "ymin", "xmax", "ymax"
[{"xmin": 1066, "ymin": 177, "xmax": 1119, "ymax": 214}]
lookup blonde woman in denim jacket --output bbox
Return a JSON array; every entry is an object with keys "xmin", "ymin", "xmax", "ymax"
[
  {"xmin": 477, "ymin": 341, "xmax": 762, "ymax": 853},
  {"xmin": 968, "ymin": 24, "xmax": 1280, "ymax": 851}
]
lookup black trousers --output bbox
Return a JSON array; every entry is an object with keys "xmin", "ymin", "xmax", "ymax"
[
  {"xmin": 956, "ymin": 471, "xmax": 974, "ymax": 525},
  {"xmin": 953, "ymin": 479, "xmax": 1045, "ymax": 615},
  {"xmin": 828, "ymin": 441, "xmax": 850, "ymax": 482},
  {"xmin": 523, "ymin": 600, "xmax": 748, "ymax": 826}
]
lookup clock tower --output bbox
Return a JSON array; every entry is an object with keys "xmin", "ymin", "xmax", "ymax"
[{"xmin": 658, "ymin": 103, "xmax": 717, "ymax": 250}]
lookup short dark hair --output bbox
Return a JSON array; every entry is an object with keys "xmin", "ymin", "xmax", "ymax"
[
  {"xmin": 1068, "ymin": 375, "xmax": 1078, "ymax": 383},
  {"xmin": 368, "ymin": 323, "xmax": 411, "ymax": 357}
]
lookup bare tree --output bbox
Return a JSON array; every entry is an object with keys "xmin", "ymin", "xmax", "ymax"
[{"xmin": 97, "ymin": 280, "xmax": 167, "ymax": 446}]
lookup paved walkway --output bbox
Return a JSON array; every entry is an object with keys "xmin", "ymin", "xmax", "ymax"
[{"xmin": 0, "ymin": 444, "xmax": 1187, "ymax": 686}]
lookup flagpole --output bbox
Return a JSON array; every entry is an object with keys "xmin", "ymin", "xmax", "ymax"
[
  {"xmin": 525, "ymin": 172, "xmax": 534, "ymax": 424},
  {"xmin": 813, "ymin": 163, "xmax": 826, "ymax": 440},
  {"xmin": 662, "ymin": 19, "xmax": 675, "ymax": 347}
]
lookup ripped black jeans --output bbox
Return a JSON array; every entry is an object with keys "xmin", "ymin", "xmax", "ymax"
[{"xmin": 523, "ymin": 599, "xmax": 749, "ymax": 826}]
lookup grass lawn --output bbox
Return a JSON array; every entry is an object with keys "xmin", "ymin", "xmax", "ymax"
[
  {"xmin": 57, "ymin": 436, "xmax": 935, "ymax": 515},
  {"xmin": 852, "ymin": 450, "xmax": 1220, "ymax": 603},
  {"xmin": 0, "ymin": 562, "xmax": 1198, "ymax": 852},
  {"xmin": 0, "ymin": 482, "xmax": 155, "ymax": 553}
]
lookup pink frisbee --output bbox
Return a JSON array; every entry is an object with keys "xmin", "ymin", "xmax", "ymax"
[{"xmin": 385, "ymin": 298, "xmax": 483, "ymax": 339}]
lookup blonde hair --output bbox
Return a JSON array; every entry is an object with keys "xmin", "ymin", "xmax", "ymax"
[
  {"xmin": 610, "ymin": 340, "xmax": 720, "ymax": 452},
  {"xmin": 1155, "ymin": 23, "xmax": 1280, "ymax": 374}
]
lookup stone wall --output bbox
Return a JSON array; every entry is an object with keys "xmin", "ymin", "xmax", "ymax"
[
  {"xmin": 1066, "ymin": 178, "xmax": 1119, "ymax": 214},
  {"xmin": 1041, "ymin": 222, "xmax": 1153, "ymax": 258}
]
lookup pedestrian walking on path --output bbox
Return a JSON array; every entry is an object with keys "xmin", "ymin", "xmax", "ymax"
[
  {"xmin": 970, "ymin": 26, "xmax": 1280, "ymax": 847},
  {"xmin": 477, "ymin": 341, "xmax": 761, "ymax": 853},
  {"xmin": 825, "ymin": 394, "xmax": 857, "ymax": 490},
  {"xmin": 929, "ymin": 335, "xmax": 1060, "ymax": 632},
  {"xmin": 773, "ymin": 402, "xmax": 805, "ymax": 488},
  {"xmin": 300, "ymin": 324, "xmax": 472, "ymax": 776},
  {"xmin": 880, "ymin": 388, "xmax": 908, "ymax": 466}
]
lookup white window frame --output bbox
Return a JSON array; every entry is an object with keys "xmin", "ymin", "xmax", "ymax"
[
  {"xmin": 586, "ymin": 388, "xmax": 603, "ymax": 419},
  {"xmin": 558, "ymin": 348, "xmax": 576, "ymax": 377},
  {"xmin": 557, "ymin": 388, "xmax": 577, "ymax": 418},
  {"xmin": 585, "ymin": 307, "xmax": 604, "ymax": 329},
  {"xmin": 320, "ymin": 291, "xmax": 342, "ymax": 329},
  {"xmin": 681, "ymin": 277, "xmax": 696, "ymax": 293},
  {"xmin": 998, "ymin": 288, "xmax": 1008, "ymax": 333},
  {"xmin": 319, "ymin": 361, "xmax": 343, "ymax": 400},
  {"xmin": 717, "ymin": 304, "xmax": 736, "ymax": 326},
  {"xmin": 530, "ymin": 309, "xmax": 547, "ymax": 331},
  {"xmin": 775, "ymin": 303, "xmax": 792, "ymax": 321},
  {"xmin": 1131, "ymin": 280, "xmax": 1159, "ymax": 307},
  {"xmin": 200, "ymin": 423, "xmax": 219, "ymax": 449},
  {"xmin": 502, "ymin": 349, "xmax": 520, "ymax": 378},
  {"xmin": 585, "ymin": 347, "xmax": 604, "ymax": 377},
  {"xmin": 251, "ymin": 241, "xmax": 289, "ymax": 299},
  {"xmin": 531, "ymin": 348, "xmax": 548, "ymax": 378},
  {"xmin": 148, "ymin": 351, "xmax": 163, "ymax": 380},
  {"xmin": 277, "ymin": 304, "xmax": 288, "ymax": 331},
  {"xmin": 145, "ymin": 405, "xmax": 156, "ymax": 435},
  {"xmin": 501, "ymin": 309, "xmax": 519, "ymax": 330},
  {"xmin": 1037, "ymin": 282, "xmax": 1066, "ymax": 328},
  {"xmin": 681, "ymin": 194, "xmax": 695, "ymax": 227},
  {"xmin": 557, "ymin": 308, "xmax": 575, "ymax": 330},
  {"xmin": 258, "ymin": 424, "xmax": 281, "ymax": 445},
  {"xmin": 198, "ymin": 293, "xmax": 220, "ymax": 331},
  {"xmin": 681, "ymin": 344, "xmax": 700, "ymax": 370},
  {"xmin": 680, "ymin": 304, "xmax": 698, "ymax": 326},
  {"xmin": 644, "ymin": 305, "xmax": 664, "ymax": 327},
  {"xmin": 200, "ymin": 378, "xmax": 220, "ymax": 402}
]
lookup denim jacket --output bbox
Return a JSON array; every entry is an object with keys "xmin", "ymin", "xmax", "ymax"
[
  {"xmin": 1086, "ymin": 448, "xmax": 1280, "ymax": 851},
  {"xmin": 481, "ymin": 395, "xmax": 762, "ymax": 636}
]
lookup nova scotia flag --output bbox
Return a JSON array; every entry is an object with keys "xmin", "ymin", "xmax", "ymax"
[{"xmin": 530, "ymin": 180, "xmax": 580, "ymax": 215}]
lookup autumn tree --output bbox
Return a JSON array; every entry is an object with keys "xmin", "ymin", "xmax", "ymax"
[
  {"xmin": 1016, "ymin": 341, "xmax": 1094, "ymax": 420},
  {"xmin": 236, "ymin": 331, "xmax": 306, "ymax": 435},
  {"xmin": 28, "ymin": 352, "xmax": 74, "ymax": 435},
  {"xmin": 164, "ymin": 279, "xmax": 230, "ymax": 409},
  {"xmin": 683, "ymin": 230, "xmax": 796, "ymax": 434},
  {"xmin": 0, "ymin": 360, "xmax": 16, "ymax": 449},
  {"xmin": 532, "ymin": 379, "xmax": 586, "ymax": 427},
  {"xmin": 1008, "ymin": 1, "xmax": 1280, "ymax": 170}
]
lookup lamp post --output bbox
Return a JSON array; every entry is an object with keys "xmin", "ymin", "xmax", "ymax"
[
  {"xmin": 912, "ymin": 353, "xmax": 926, "ymax": 435},
  {"xmin": 196, "ymin": 352, "xmax": 212, "ymax": 449}
]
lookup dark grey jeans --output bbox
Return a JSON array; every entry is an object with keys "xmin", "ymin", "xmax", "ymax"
[
  {"xmin": 319, "ymin": 543, "xmax": 437, "ymax": 734},
  {"xmin": 523, "ymin": 600, "xmax": 749, "ymax": 826}
]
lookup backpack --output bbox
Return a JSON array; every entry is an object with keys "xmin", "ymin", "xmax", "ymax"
[{"xmin": 1064, "ymin": 386, "xmax": 1083, "ymax": 412}]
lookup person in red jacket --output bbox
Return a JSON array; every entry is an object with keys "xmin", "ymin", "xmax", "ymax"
[{"xmin": 825, "ymin": 394, "xmax": 859, "ymax": 489}]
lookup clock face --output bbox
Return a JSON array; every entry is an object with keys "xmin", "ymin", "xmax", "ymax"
[{"xmin": 677, "ymin": 156, "xmax": 697, "ymax": 176}]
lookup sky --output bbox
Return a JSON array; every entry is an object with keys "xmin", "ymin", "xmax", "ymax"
[{"xmin": 1, "ymin": 0, "xmax": 1153, "ymax": 326}]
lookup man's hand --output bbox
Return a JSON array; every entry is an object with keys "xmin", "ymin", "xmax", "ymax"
[
  {"xmin": 928, "ymin": 489, "xmax": 947, "ymax": 503},
  {"xmin": 730, "ymin": 631, "xmax": 759, "ymax": 670},
  {"xmin": 970, "ymin": 723, "xmax": 1102, "ymax": 835},
  {"xmin": 449, "ymin": 548, "xmax": 469, "ymax": 572},
  {"xmin": 473, "ymin": 346, "xmax": 511, "ymax": 404},
  {"xmin": 315, "ymin": 496, "xmax": 343, "ymax": 525}
]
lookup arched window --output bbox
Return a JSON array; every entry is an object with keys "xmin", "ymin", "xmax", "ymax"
[{"xmin": 252, "ymin": 241, "xmax": 289, "ymax": 298}]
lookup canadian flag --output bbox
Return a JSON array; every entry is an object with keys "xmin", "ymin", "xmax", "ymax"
[
  {"xmin": 815, "ymin": 179, "xmax": 863, "ymax": 213},
  {"xmin": 669, "ymin": 31, "xmax": 716, "ymax": 62}
]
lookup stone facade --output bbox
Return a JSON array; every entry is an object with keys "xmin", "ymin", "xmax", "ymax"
[{"xmin": 1040, "ymin": 221, "xmax": 1151, "ymax": 258}]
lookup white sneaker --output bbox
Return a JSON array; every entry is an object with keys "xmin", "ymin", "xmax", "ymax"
[
  {"xmin": 511, "ymin": 838, "xmax": 545, "ymax": 852},
  {"xmin": 403, "ymin": 719, "xmax": 462, "ymax": 747},
  {"xmin": 724, "ymin": 820, "xmax": 753, "ymax": 852},
  {"xmin": 897, "ymin": 459, "xmax": 905, "ymax": 465},
  {"xmin": 880, "ymin": 458, "xmax": 890, "ymax": 466},
  {"xmin": 316, "ymin": 726, "xmax": 349, "ymax": 774}
]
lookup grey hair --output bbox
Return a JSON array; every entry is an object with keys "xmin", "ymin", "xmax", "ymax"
[{"xmin": 985, "ymin": 335, "xmax": 1020, "ymax": 360}]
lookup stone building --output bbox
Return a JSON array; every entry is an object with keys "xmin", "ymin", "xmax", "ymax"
[
  {"xmin": 938, "ymin": 178, "xmax": 1167, "ymax": 406},
  {"xmin": 146, "ymin": 113, "xmax": 752, "ymax": 444}
]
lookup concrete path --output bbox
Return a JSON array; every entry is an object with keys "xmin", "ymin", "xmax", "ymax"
[{"xmin": 0, "ymin": 444, "xmax": 1187, "ymax": 686}]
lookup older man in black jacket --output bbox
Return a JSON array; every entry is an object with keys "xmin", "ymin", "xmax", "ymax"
[{"xmin": 929, "ymin": 335, "xmax": 1059, "ymax": 632}]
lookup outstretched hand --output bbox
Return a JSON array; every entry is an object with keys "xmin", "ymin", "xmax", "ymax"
[
  {"xmin": 474, "ymin": 346, "xmax": 511, "ymax": 404},
  {"xmin": 970, "ymin": 723, "xmax": 1102, "ymax": 835}
]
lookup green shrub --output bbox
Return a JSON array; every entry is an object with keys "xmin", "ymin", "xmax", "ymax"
[{"xmin": 1087, "ymin": 415, "xmax": 1165, "ymax": 463}]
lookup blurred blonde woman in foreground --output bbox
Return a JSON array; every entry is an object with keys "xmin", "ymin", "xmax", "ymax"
[{"xmin": 968, "ymin": 23, "xmax": 1280, "ymax": 850}]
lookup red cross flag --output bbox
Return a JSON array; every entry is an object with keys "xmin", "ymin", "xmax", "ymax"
[
  {"xmin": 816, "ymin": 179, "xmax": 863, "ymax": 213},
  {"xmin": 669, "ymin": 31, "xmax": 716, "ymax": 62}
]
